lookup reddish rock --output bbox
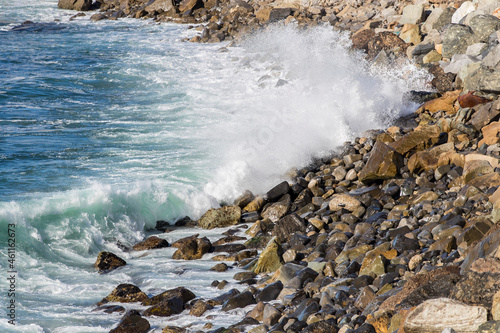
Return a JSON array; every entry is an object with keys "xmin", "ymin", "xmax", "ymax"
[
  {"xmin": 458, "ymin": 92, "xmax": 491, "ymax": 108},
  {"xmin": 367, "ymin": 32, "xmax": 407, "ymax": 60}
]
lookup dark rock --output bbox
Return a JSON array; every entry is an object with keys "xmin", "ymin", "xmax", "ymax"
[
  {"xmin": 97, "ymin": 284, "xmax": 149, "ymax": 306},
  {"xmin": 94, "ymin": 251, "xmax": 126, "ymax": 273},
  {"xmin": 391, "ymin": 235, "xmax": 420, "ymax": 253},
  {"xmin": 291, "ymin": 188, "xmax": 313, "ymax": 212},
  {"xmin": 442, "ymin": 24, "xmax": 475, "ymax": 59},
  {"xmin": 272, "ymin": 213, "xmax": 306, "ymax": 243},
  {"xmin": 132, "ymin": 236, "xmax": 169, "ymax": 251},
  {"xmin": 212, "ymin": 243, "xmax": 247, "ymax": 253},
  {"xmin": 352, "ymin": 29, "xmax": 376, "ymax": 53},
  {"xmin": 428, "ymin": 64, "xmax": 455, "ymax": 93},
  {"xmin": 469, "ymin": 102, "xmax": 499, "ymax": 131},
  {"xmin": 266, "ymin": 181, "xmax": 290, "ymax": 201},
  {"xmin": 359, "ymin": 140, "xmax": 404, "ymax": 183},
  {"xmin": 353, "ymin": 323, "xmax": 377, "ymax": 333},
  {"xmin": 172, "ymin": 236, "xmax": 211, "ymax": 260},
  {"xmin": 143, "ymin": 295, "xmax": 184, "ymax": 317},
  {"xmin": 222, "ymin": 291, "xmax": 256, "ymax": 311},
  {"xmin": 142, "ymin": 287, "xmax": 195, "ymax": 306},
  {"xmin": 94, "ymin": 304, "xmax": 125, "ymax": 314},
  {"xmin": 412, "ymin": 43, "xmax": 435, "ymax": 57},
  {"xmin": 432, "ymin": 7, "xmax": 456, "ymax": 32},
  {"xmin": 212, "ymin": 235, "xmax": 246, "ymax": 246},
  {"xmin": 478, "ymin": 321, "xmax": 500, "ymax": 333},
  {"xmin": 189, "ymin": 300, "xmax": 214, "ymax": 317},
  {"xmin": 256, "ymin": 280, "xmax": 283, "ymax": 302},
  {"xmin": 58, "ymin": 0, "xmax": 92, "ymax": 11},
  {"xmin": 268, "ymin": 8, "xmax": 294, "ymax": 22},
  {"xmin": 233, "ymin": 271, "xmax": 257, "ymax": 281},
  {"xmin": 301, "ymin": 318, "xmax": 338, "ymax": 333},
  {"xmin": 210, "ymin": 263, "xmax": 228, "ymax": 272},
  {"xmin": 90, "ymin": 13, "xmax": 108, "ymax": 21},
  {"xmin": 171, "ymin": 234, "xmax": 199, "ymax": 248},
  {"xmin": 469, "ymin": 14, "xmax": 500, "ymax": 43},
  {"xmin": 109, "ymin": 310, "xmax": 150, "ymax": 333},
  {"xmin": 211, "ymin": 288, "xmax": 240, "ymax": 305}
]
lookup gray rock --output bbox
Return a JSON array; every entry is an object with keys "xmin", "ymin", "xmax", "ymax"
[
  {"xmin": 451, "ymin": 1, "xmax": 476, "ymax": 24},
  {"xmin": 482, "ymin": 44, "xmax": 500, "ymax": 68},
  {"xmin": 467, "ymin": 43, "xmax": 489, "ymax": 57},
  {"xmin": 399, "ymin": 4, "xmax": 424, "ymax": 25},
  {"xmin": 261, "ymin": 194, "xmax": 291, "ymax": 222},
  {"xmin": 266, "ymin": 181, "xmax": 290, "ymax": 201},
  {"xmin": 422, "ymin": 7, "xmax": 444, "ymax": 34},
  {"xmin": 442, "ymin": 24, "xmax": 475, "ymax": 59},
  {"xmin": 222, "ymin": 291, "xmax": 256, "ymax": 311},
  {"xmin": 463, "ymin": 65, "xmax": 500, "ymax": 94},
  {"xmin": 272, "ymin": 213, "xmax": 306, "ymax": 243},
  {"xmin": 469, "ymin": 14, "xmax": 500, "ymax": 43},
  {"xmin": 58, "ymin": 0, "xmax": 92, "ymax": 11},
  {"xmin": 444, "ymin": 54, "xmax": 480, "ymax": 74},
  {"xmin": 433, "ymin": 7, "xmax": 456, "ymax": 32},
  {"xmin": 256, "ymin": 281, "xmax": 283, "ymax": 302}
]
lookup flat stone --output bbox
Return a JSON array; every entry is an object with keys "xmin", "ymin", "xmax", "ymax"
[
  {"xmin": 329, "ymin": 193, "xmax": 362, "ymax": 212},
  {"xmin": 399, "ymin": 4, "xmax": 423, "ymax": 25},
  {"xmin": 403, "ymin": 298, "xmax": 488, "ymax": 333}
]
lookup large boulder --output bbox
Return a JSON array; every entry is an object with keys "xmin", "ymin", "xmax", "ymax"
[
  {"xmin": 198, "ymin": 205, "xmax": 241, "ymax": 229},
  {"xmin": 442, "ymin": 24, "xmax": 475, "ymax": 59},
  {"xmin": 94, "ymin": 251, "xmax": 126, "ymax": 273},
  {"xmin": 97, "ymin": 284, "xmax": 149, "ymax": 306},
  {"xmin": 367, "ymin": 32, "xmax": 407, "ymax": 60},
  {"xmin": 463, "ymin": 66, "xmax": 500, "ymax": 94},
  {"xmin": 261, "ymin": 194, "xmax": 291, "ymax": 222},
  {"xmin": 359, "ymin": 140, "xmax": 404, "ymax": 183},
  {"xmin": 172, "ymin": 237, "xmax": 211, "ymax": 260},
  {"xmin": 272, "ymin": 213, "xmax": 306, "ymax": 243},
  {"xmin": 58, "ymin": 0, "xmax": 92, "ymax": 11},
  {"xmin": 109, "ymin": 310, "xmax": 150, "ymax": 333},
  {"xmin": 469, "ymin": 14, "xmax": 500, "ymax": 43},
  {"xmin": 145, "ymin": 0, "xmax": 174, "ymax": 14},
  {"xmin": 252, "ymin": 236, "xmax": 284, "ymax": 274}
]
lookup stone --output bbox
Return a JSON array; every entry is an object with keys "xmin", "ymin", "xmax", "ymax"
[
  {"xmin": 458, "ymin": 92, "xmax": 492, "ymax": 108},
  {"xmin": 442, "ymin": 24, "xmax": 475, "ymax": 59},
  {"xmin": 263, "ymin": 303, "xmax": 281, "ymax": 327},
  {"xmin": 352, "ymin": 29, "xmax": 376, "ymax": 53},
  {"xmin": 97, "ymin": 284, "xmax": 149, "ymax": 306},
  {"xmin": 408, "ymin": 142, "xmax": 455, "ymax": 174},
  {"xmin": 423, "ymin": 50, "xmax": 442, "ymax": 64},
  {"xmin": 234, "ymin": 190, "xmax": 254, "ymax": 208},
  {"xmin": 252, "ymin": 237, "xmax": 284, "ymax": 274},
  {"xmin": 222, "ymin": 291, "xmax": 256, "ymax": 311},
  {"xmin": 358, "ymin": 140, "xmax": 404, "ymax": 183},
  {"xmin": 328, "ymin": 193, "xmax": 362, "ymax": 212},
  {"xmin": 132, "ymin": 236, "xmax": 169, "ymax": 251},
  {"xmin": 469, "ymin": 14, "xmax": 500, "ymax": 43},
  {"xmin": 434, "ymin": 7, "xmax": 457, "ymax": 32},
  {"xmin": 451, "ymin": 258, "xmax": 500, "ymax": 307},
  {"xmin": 400, "ymin": 24, "xmax": 421, "ymax": 45},
  {"xmin": 58, "ymin": 0, "xmax": 92, "ymax": 11},
  {"xmin": 444, "ymin": 54, "xmax": 480, "ymax": 75},
  {"xmin": 463, "ymin": 66, "xmax": 500, "ymax": 94},
  {"xmin": 178, "ymin": 0, "xmax": 202, "ymax": 14},
  {"xmin": 172, "ymin": 237, "xmax": 211, "ymax": 260},
  {"xmin": 355, "ymin": 286, "xmax": 377, "ymax": 310},
  {"xmin": 143, "ymin": 296, "xmax": 184, "ymax": 317},
  {"xmin": 403, "ymin": 298, "xmax": 488, "ymax": 333},
  {"xmin": 94, "ymin": 251, "xmax": 126, "ymax": 273},
  {"xmin": 256, "ymin": 280, "xmax": 283, "ymax": 302},
  {"xmin": 428, "ymin": 64, "xmax": 456, "ymax": 93},
  {"xmin": 336, "ymin": 244, "xmax": 373, "ymax": 264},
  {"xmin": 492, "ymin": 291, "xmax": 500, "ymax": 320},
  {"xmin": 162, "ymin": 327, "xmax": 186, "ymax": 333},
  {"xmin": 483, "ymin": 44, "xmax": 500, "ymax": 68},
  {"xmin": 367, "ymin": 32, "xmax": 407, "ymax": 60},
  {"xmin": 145, "ymin": 0, "xmax": 174, "ymax": 14},
  {"xmin": 422, "ymin": 7, "xmax": 444, "ymax": 34},
  {"xmin": 261, "ymin": 194, "xmax": 291, "ymax": 222},
  {"xmin": 478, "ymin": 321, "xmax": 500, "ymax": 333},
  {"xmin": 452, "ymin": 1, "xmax": 476, "ymax": 24},
  {"xmin": 189, "ymin": 300, "xmax": 214, "ymax": 317},
  {"xmin": 244, "ymin": 196, "xmax": 265, "ymax": 212},
  {"xmin": 399, "ymin": 4, "xmax": 423, "ymax": 25},
  {"xmin": 463, "ymin": 159, "xmax": 495, "ymax": 183},
  {"xmin": 142, "ymin": 287, "xmax": 195, "ymax": 306},
  {"xmin": 268, "ymin": 8, "xmax": 294, "ymax": 22},
  {"xmin": 109, "ymin": 310, "xmax": 150, "ymax": 333},
  {"xmin": 359, "ymin": 253, "xmax": 386, "ymax": 277},
  {"xmin": 266, "ymin": 181, "xmax": 290, "ymax": 201},
  {"xmin": 389, "ymin": 125, "xmax": 441, "ymax": 156},
  {"xmin": 210, "ymin": 263, "xmax": 228, "ymax": 272},
  {"xmin": 417, "ymin": 90, "xmax": 461, "ymax": 115},
  {"xmin": 272, "ymin": 213, "xmax": 306, "ymax": 243},
  {"xmin": 198, "ymin": 205, "xmax": 241, "ymax": 229}
]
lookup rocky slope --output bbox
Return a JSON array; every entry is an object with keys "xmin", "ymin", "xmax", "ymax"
[{"xmin": 62, "ymin": 0, "xmax": 500, "ymax": 332}]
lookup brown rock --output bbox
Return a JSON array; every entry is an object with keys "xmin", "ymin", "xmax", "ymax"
[
  {"xmin": 328, "ymin": 193, "xmax": 363, "ymax": 212},
  {"xmin": 142, "ymin": 287, "xmax": 195, "ymax": 306},
  {"xmin": 210, "ymin": 263, "xmax": 228, "ymax": 272},
  {"xmin": 132, "ymin": 236, "xmax": 169, "ymax": 251},
  {"xmin": 145, "ymin": 0, "xmax": 174, "ymax": 14},
  {"xmin": 189, "ymin": 300, "xmax": 214, "ymax": 317},
  {"xmin": 479, "ymin": 121, "xmax": 500, "ymax": 146},
  {"xmin": 58, "ymin": 0, "xmax": 92, "ymax": 11},
  {"xmin": 172, "ymin": 237, "xmax": 211, "ymax": 260},
  {"xmin": 198, "ymin": 205, "xmax": 241, "ymax": 229},
  {"xmin": 458, "ymin": 92, "xmax": 491, "ymax": 108},
  {"xmin": 469, "ymin": 101, "xmax": 500, "ymax": 131},
  {"xmin": 416, "ymin": 90, "xmax": 461, "ymax": 115},
  {"xmin": 367, "ymin": 31, "xmax": 407, "ymax": 60},
  {"xmin": 428, "ymin": 64, "xmax": 455, "ymax": 93},
  {"xmin": 143, "ymin": 296, "xmax": 184, "ymax": 317},
  {"xmin": 110, "ymin": 310, "xmax": 150, "ymax": 333},
  {"xmin": 407, "ymin": 142, "xmax": 455, "ymax": 174},
  {"xmin": 359, "ymin": 140, "xmax": 404, "ymax": 183},
  {"xmin": 178, "ymin": 0, "xmax": 203, "ymax": 13},
  {"xmin": 352, "ymin": 29, "xmax": 376, "ymax": 53},
  {"xmin": 171, "ymin": 234, "xmax": 199, "ymax": 248},
  {"xmin": 389, "ymin": 125, "xmax": 441, "ymax": 156},
  {"xmin": 94, "ymin": 251, "xmax": 126, "ymax": 273},
  {"xmin": 97, "ymin": 284, "xmax": 149, "ymax": 306}
]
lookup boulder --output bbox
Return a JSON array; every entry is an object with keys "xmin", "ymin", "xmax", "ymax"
[
  {"xmin": 451, "ymin": 1, "xmax": 476, "ymax": 24},
  {"xmin": 352, "ymin": 29, "xmax": 376, "ymax": 53},
  {"xmin": 458, "ymin": 92, "xmax": 492, "ymax": 108},
  {"xmin": 261, "ymin": 194, "xmax": 291, "ymax": 222},
  {"xmin": 256, "ymin": 281, "xmax": 284, "ymax": 302},
  {"xmin": 97, "ymin": 284, "xmax": 149, "ymax": 306},
  {"xmin": 266, "ymin": 181, "xmax": 290, "ymax": 201},
  {"xmin": 142, "ymin": 287, "xmax": 195, "ymax": 306},
  {"xmin": 367, "ymin": 32, "xmax": 407, "ymax": 60},
  {"xmin": 442, "ymin": 24, "xmax": 475, "ymax": 59},
  {"xmin": 272, "ymin": 213, "xmax": 306, "ymax": 243},
  {"xmin": 469, "ymin": 14, "xmax": 500, "ymax": 43},
  {"xmin": 463, "ymin": 66, "xmax": 500, "ymax": 94},
  {"xmin": 132, "ymin": 236, "xmax": 169, "ymax": 251},
  {"xmin": 359, "ymin": 140, "xmax": 404, "ymax": 183},
  {"xmin": 198, "ymin": 205, "xmax": 241, "ymax": 229},
  {"xmin": 403, "ymin": 298, "xmax": 488, "ymax": 333},
  {"xmin": 172, "ymin": 237, "xmax": 211, "ymax": 260},
  {"xmin": 252, "ymin": 236, "xmax": 284, "ymax": 274},
  {"xmin": 94, "ymin": 251, "xmax": 126, "ymax": 273},
  {"xmin": 399, "ymin": 4, "xmax": 424, "ymax": 25},
  {"xmin": 389, "ymin": 125, "xmax": 441, "ymax": 156},
  {"xmin": 222, "ymin": 291, "xmax": 256, "ymax": 311},
  {"xmin": 178, "ymin": 0, "xmax": 203, "ymax": 13},
  {"xmin": 145, "ymin": 0, "xmax": 174, "ymax": 14},
  {"xmin": 189, "ymin": 300, "xmax": 214, "ymax": 317},
  {"xmin": 109, "ymin": 310, "xmax": 150, "ymax": 333},
  {"xmin": 58, "ymin": 0, "xmax": 92, "ymax": 11},
  {"xmin": 417, "ymin": 90, "xmax": 461, "ymax": 115},
  {"xmin": 143, "ymin": 296, "xmax": 184, "ymax": 317}
]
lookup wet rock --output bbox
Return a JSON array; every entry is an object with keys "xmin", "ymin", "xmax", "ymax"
[
  {"xmin": 222, "ymin": 291, "xmax": 256, "ymax": 311},
  {"xmin": 97, "ymin": 284, "xmax": 149, "ymax": 306},
  {"xmin": 189, "ymin": 300, "xmax": 214, "ymax": 317},
  {"xmin": 256, "ymin": 280, "xmax": 283, "ymax": 302},
  {"xmin": 132, "ymin": 236, "xmax": 169, "ymax": 251},
  {"xmin": 352, "ymin": 29, "xmax": 376, "ymax": 53},
  {"xmin": 198, "ymin": 205, "xmax": 241, "ymax": 229},
  {"xmin": 359, "ymin": 140, "xmax": 404, "ymax": 183},
  {"xmin": 272, "ymin": 213, "xmax": 306, "ymax": 243},
  {"xmin": 210, "ymin": 288, "xmax": 240, "ymax": 305},
  {"xmin": 172, "ymin": 236, "xmax": 211, "ymax": 260},
  {"xmin": 94, "ymin": 304, "xmax": 125, "ymax": 314},
  {"xmin": 263, "ymin": 303, "xmax": 281, "ymax": 326},
  {"xmin": 389, "ymin": 125, "xmax": 441, "ymax": 156},
  {"xmin": 252, "ymin": 236, "xmax": 283, "ymax": 274},
  {"xmin": 162, "ymin": 327, "xmax": 186, "ymax": 333},
  {"xmin": 109, "ymin": 310, "xmax": 150, "ymax": 333},
  {"xmin": 261, "ymin": 194, "xmax": 291, "ymax": 222},
  {"xmin": 142, "ymin": 287, "xmax": 195, "ymax": 306},
  {"xmin": 403, "ymin": 298, "xmax": 488, "ymax": 333},
  {"xmin": 212, "ymin": 243, "xmax": 246, "ymax": 253},
  {"xmin": 266, "ymin": 181, "xmax": 290, "ymax": 201},
  {"xmin": 143, "ymin": 295, "xmax": 184, "ymax": 317},
  {"xmin": 300, "ymin": 318, "xmax": 338, "ymax": 333},
  {"xmin": 58, "ymin": 0, "xmax": 92, "ymax": 11},
  {"xmin": 94, "ymin": 251, "xmax": 126, "ymax": 273},
  {"xmin": 391, "ymin": 235, "xmax": 420, "ymax": 253},
  {"xmin": 234, "ymin": 190, "xmax": 255, "ymax": 208},
  {"xmin": 210, "ymin": 263, "xmax": 228, "ymax": 272},
  {"xmin": 268, "ymin": 8, "xmax": 293, "ymax": 23}
]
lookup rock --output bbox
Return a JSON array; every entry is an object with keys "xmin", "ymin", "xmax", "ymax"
[
  {"xmin": 266, "ymin": 181, "xmax": 290, "ymax": 201},
  {"xmin": 445, "ymin": 54, "xmax": 480, "ymax": 75},
  {"xmin": 132, "ymin": 236, "xmax": 169, "ymax": 251},
  {"xmin": 428, "ymin": 64, "xmax": 456, "ymax": 93},
  {"xmin": 329, "ymin": 193, "xmax": 362, "ymax": 212},
  {"xmin": 234, "ymin": 190, "xmax": 254, "ymax": 208},
  {"xmin": 222, "ymin": 291, "xmax": 256, "ymax": 311},
  {"xmin": 458, "ymin": 92, "xmax": 491, "ymax": 108},
  {"xmin": 256, "ymin": 281, "xmax": 284, "ymax": 302},
  {"xmin": 145, "ymin": 0, "xmax": 174, "ymax": 14},
  {"xmin": 399, "ymin": 4, "xmax": 424, "ymax": 25},
  {"xmin": 210, "ymin": 263, "xmax": 228, "ymax": 272},
  {"xmin": 247, "ymin": 301, "xmax": 265, "ymax": 321},
  {"xmin": 212, "ymin": 243, "xmax": 246, "ymax": 253},
  {"xmin": 90, "ymin": 14, "xmax": 108, "ymax": 22},
  {"xmin": 367, "ymin": 32, "xmax": 407, "ymax": 60},
  {"xmin": 434, "ymin": 7, "xmax": 457, "ymax": 32},
  {"xmin": 268, "ymin": 8, "xmax": 294, "ymax": 22},
  {"xmin": 423, "ymin": 50, "xmax": 442, "ymax": 64},
  {"xmin": 452, "ymin": 1, "xmax": 476, "ymax": 24},
  {"xmin": 335, "ymin": 244, "xmax": 373, "ymax": 264},
  {"xmin": 58, "ymin": 0, "xmax": 92, "ymax": 11},
  {"xmin": 171, "ymin": 234, "xmax": 199, "ymax": 248},
  {"xmin": 198, "ymin": 205, "xmax": 241, "ymax": 229},
  {"xmin": 355, "ymin": 286, "xmax": 377, "ymax": 310},
  {"xmin": 97, "ymin": 284, "xmax": 149, "ymax": 306},
  {"xmin": 143, "ymin": 296, "xmax": 184, "ymax": 317},
  {"xmin": 422, "ymin": 7, "xmax": 444, "ymax": 33},
  {"xmin": 451, "ymin": 258, "xmax": 500, "ymax": 307},
  {"xmin": 352, "ymin": 29, "xmax": 376, "ymax": 53},
  {"xmin": 482, "ymin": 44, "xmax": 500, "ymax": 68},
  {"xmin": 109, "ymin": 310, "xmax": 150, "ymax": 333},
  {"xmin": 142, "ymin": 287, "xmax": 195, "ymax": 306},
  {"xmin": 403, "ymin": 298, "xmax": 488, "ymax": 333},
  {"xmin": 417, "ymin": 90, "xmax": 461, "ymax": 115},
  {"xmin": 189, "ymin": 300, "xmax": 214, "ymax": 317},
  {"xmin": 478, "ymin": 321, "xmax": 500, "ymax": 333},
  {"xmin": 359, "ymin": 253, "xmax": 386, "ymax": 277},
  {"xmin": 463, "ymin": 66, "xmax": 500, "ymax": 94},
  {"xmin": 470, "ymin": 102, "xmax": 500, "ymax": 130},
  {"xmin": 263, "ymin": 303, "xmax": 281, "ymax": 326},
  {"xmin": 252, "ymin": 236, "xmax": 284, "ymax": 274},
  {"xmin": 244, "ymin": 196, "xmax": 265, "ymax": 212},
  {"xmin": 468, "ymin": 14, "xmax": 500, "ymax": 43},
  {"xmin": 162, "ymin": 327, "xmax": 187, "ymax": 333},
  {"xmin": 492, "ymin": 291, "xmax": 500, "ymax": 320},
  {"xmin": 272, "ymin": 213, "xmax": 306, "ymax": 243},
  {"xmin": 391, "ymin": 235, "xmax": 420, "ymax": 253},
  {"xmin": 213, "ymin": 235, "xmax": 246, "ymax": 246},
  {"xmin": 94, "ymin": 251, "xmax": 126, "ymax": 273},
  {"xmin": 261, "ymin": 194, "xmax": 291, "ymax": 222},
  {"xmin": 389, "ymin": 125, "xmax": 441, "ymax": 156},
  {"xmin": 408, "ymin": 142, "xmax": 455, "ymax": 174},
  {"xmin": 359, "ymin": 140, "xmax": 404, "ymax": 183},
  {"xmin": 178, "ymin": 0, "xmax": 203, "ymax": 14},
  {"xmin": 442, "ymin": 24, "xmax": 475, "ymax": 59},
  {"xmin": 95, "ymin": 305, "xmax": 125, "ymax": 314},
  {"xmin": 172, "ymin": 237, "xmax": 211, "ymax": 260}
]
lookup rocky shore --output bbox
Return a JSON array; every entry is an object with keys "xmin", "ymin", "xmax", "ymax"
[{"xmin": 57, "ymin": 0, "xmax": 500, "ymax": 332}]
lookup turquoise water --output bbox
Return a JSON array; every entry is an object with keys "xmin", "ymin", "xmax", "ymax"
[{"xmin": 0, "ymin": 1, "xmax": 431, "ymax": 331}]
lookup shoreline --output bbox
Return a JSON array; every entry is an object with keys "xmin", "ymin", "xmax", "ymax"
[{"xmin": 59, "ymin": 0, "xmax": 500, "ymax": 332}]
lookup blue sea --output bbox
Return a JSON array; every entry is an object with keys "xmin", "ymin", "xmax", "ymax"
[{"xmin": 0, "ymin": 1, "xmax": 431, "ymax": 331}]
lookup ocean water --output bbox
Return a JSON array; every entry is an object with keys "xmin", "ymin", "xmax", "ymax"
[{"xmin": 0, "ymin": 1, "xmax": 431, "ymax": 332}]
